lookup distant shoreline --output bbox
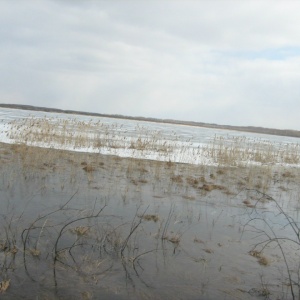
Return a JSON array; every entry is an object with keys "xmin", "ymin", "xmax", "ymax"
[{"xmin": 1, "ymin": 103, "xmax": 300, "ymax": 138}]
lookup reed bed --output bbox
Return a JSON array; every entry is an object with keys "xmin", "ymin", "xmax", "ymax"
[
  {"xmin": 5, "ymin": 116, "xmax": 300, "ymax": 167},
  {"xmin": 202, "ymin": 135, "xmax": 300, "ymax": 166},
  {"xmin": 1, "ymin": 136, "xmax": 300, "ymax": 299}
]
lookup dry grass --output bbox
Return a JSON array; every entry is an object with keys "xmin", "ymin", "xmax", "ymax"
[
  {"xmin": 186, "ymin": 176, "xmax": 199, "ymax": 187},
  {"xmin": 243, "ymin": 200, "xmax": 255, "ymax": 208},
  {"xmin": 5, "ymin": 116, "xmax": 300, "ymax": 168},
  {"xmin": 249, "ymin": 250, "xmax": 270, "ymax": 266},
  {"xmin": 203, "ymin": 135, "xmax": 300, "ymax": 166},
  {"xmin": 171, "ymin": 175, "xmax": 183, "ymax": 183},
  {"xmin": 71, "ymin": 226, "xmax": 90, "ymax": 236},
  {"xmin": 282, "ymin": 171, "xmax": 295, "ymax": 178},
  {"xmin": 0, "ymin": 280, "xmax": 10, "ymax": 293},
  {"xmin": 258, "ymin": 256, "xmax": 270, "ymax": 266},
  {"xmin": 30, "ymin": 248, "xmax": 41, "ymax": 257},
  {"xmin": 142, "ymin": 214, "xmax": 160, "ymax": 222},
  {"xmin": 82, "ymin": 165, "xmax": 95, "ymax": 173},
  {"xmin": 200, "ymin": 184, "xmax": 226, "ymax": 192},
  {"xmin": 203, "ymin": 248, "xmax": 214, "ymax": 254},
  {"xmin": 165, "ymin": 234, "xmax": 181, "ymax": 244},
  {"xmin": 7, "ymin": 116, "xmax": 179, "ymax": 156}
]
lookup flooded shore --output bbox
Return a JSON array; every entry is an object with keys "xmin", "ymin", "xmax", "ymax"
[{"xmin": 1, "ymin": 143, "xmax": 300, "ymax": 299}]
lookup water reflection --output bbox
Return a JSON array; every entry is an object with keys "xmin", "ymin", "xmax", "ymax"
[{"xmin": 1, "ymin": 145, "xmax": 300, "ymax": 299}]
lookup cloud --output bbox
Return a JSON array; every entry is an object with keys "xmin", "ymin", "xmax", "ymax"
[{"xmin": 0, "ymin": 1, "xmax": 300, "ymax": 130}]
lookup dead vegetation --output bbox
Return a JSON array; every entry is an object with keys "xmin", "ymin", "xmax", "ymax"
[
  {"xmin": 82, "ymin": 165, "xmax": 95, "ymax": 173},
  {"xmin": 1, "ymin": 122, "xmax": 300, "ymax": 299},
  {"xmin": 141, "ymin": 214, "xmax": 160, "ymax": 222},
  {"xmin": 5, "ymin": 115, "xmax": 300, "ymax": 167},
  {"xmin": 242, "ymin": 190, "xmax": 300, "ymax": 299},
  {"xmin": 249, "ymin": 250, "xmax": 270, "ymax": 266},
  {"xmin": 164, "ymin": 234, "xmax": 181, "ymax": 244},
  {"xmin": 71, "ymin": 226, "xmax": 90, "ymax": 236},
  {"xmin": 200, "ymin": 184, "xmax": 226, "ymax": 192},
  {"xmin": 0, "ymin": 280, "xmax": 10, "ymax": 293}
]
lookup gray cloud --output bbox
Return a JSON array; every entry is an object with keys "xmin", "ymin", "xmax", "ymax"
[{"xmin": 1, "ymin": 0, "xmax": 300, "ymax": 130}]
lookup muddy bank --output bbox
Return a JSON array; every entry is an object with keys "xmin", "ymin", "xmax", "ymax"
[{"xmin": 1, "ymin": 143, "xmax": 300, "ymax": 299}]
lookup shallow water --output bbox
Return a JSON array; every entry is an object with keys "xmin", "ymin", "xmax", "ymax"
[{"xmin": 1, "ymin": 144, "xmax": 300, "ymax": 299}]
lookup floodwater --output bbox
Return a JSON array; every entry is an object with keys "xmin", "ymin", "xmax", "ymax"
[{"xmin": 1, "ymin": 143, "xmax": 300, "ymax": 299}]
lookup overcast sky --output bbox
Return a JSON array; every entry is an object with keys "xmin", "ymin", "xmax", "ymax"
[{"xmin": 1, "ymin": 1, "xmax": 300, "ymax": 130}]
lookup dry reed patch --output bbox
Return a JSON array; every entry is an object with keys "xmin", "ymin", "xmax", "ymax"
[
  {"xmin": 216, "ymin": 169, "xmax": 226, "ymax": 175},
  {"xmin": 281, "ymin": 171, "xmax": 295, "ymax": 178},
  {"xmin": 186, "ymin": 176, "xmax": 199, "ymax": 187},
  {"xmin": 203, "ymin": 248, "xmax": 214, "ymax": 254},
  {"xmin": 243, "ymin": 200, "xmax": 255, "ymax": 208},
  {"xmin": 81, "ymin": 291, "xmax": 93, "ymax": 300},
  {"xmin": 258, "ymin": 256, "xmax": 270, "ymax": 266},
  {"xmin": 166, "ymin": 160, "xmax": 174, "ymax": 168},
  {"xmin": 0, "ymin": 244, "xmax": 18, "ymax": 255},
  {"xmin": 70, "ymin": 226, "xmax": 90, "ymax": 236},
  {"xmin": 82, "ymin": 165, "xmax": 95, "ymax": 173},
  {"xmin": 199, "ymin": 176, "xmax": 207, "ymax": 183},
  {"xmin": 138, "ymin": 179, "xmax": 148, "ymax": 184},
  {"xmin": 6, "ymin": 114, "xmax": 300, "ymax": 168},
  {"xmin": 203, "ymin": 135, "xmax": 300, "ymax": 166},
  {"xmin": 0, "ymin": 280, "xmax": 10, "ymax": 293},
  {"xmin": 141, "ymin": 214, "xmax": 159, "ymax": 222},
  {"xmin": 10, "ymin": 246, "xmax": 18, "ymax": 255},
  {"xmin": 171, "ymin": 175, "xmax": 183, "ymax": 183},
  {"xmin": 165, "ymin": 234, "xmax": 181, "ymax": 244},
  {"xmin": 30, "ymin": 248, "xmax": 41, "ymax": 257},
  {"xmin": 200, "ymin": 184, "xmax": 225, "ymax": 192},
  {"xmin": 249, "ymin": 250, "xmax": 270, "ymax": 266},
  {"xmin": 0, "ymin": 242, "xmax": 7, "ymax": 252},
  {"xmin": 249, "ymin": 250, "xmax": 261, "ymax": 258},
  {"xmin": 209, "ymin": 173, "xmax": 215, "ymax": 179}
]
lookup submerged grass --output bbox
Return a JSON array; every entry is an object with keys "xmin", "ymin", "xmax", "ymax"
[
  {"xmin": 0, "ymin": 280, "xmax": 10, "ymax": 293},
  {"xmin": 1, "ymin": 114, "xmax": 300, "ymax": 299}
]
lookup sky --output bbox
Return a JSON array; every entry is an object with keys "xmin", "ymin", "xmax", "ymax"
[{"xmin": 1, "ymin": 1, "xmax": 300, "ymax": 130}]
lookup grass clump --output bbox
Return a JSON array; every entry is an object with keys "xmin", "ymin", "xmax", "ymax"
[
  {"xmin": 186, "ymin": 176, "xmax": 199, "ymax": 187},
  {"xmin": 30, "ymin": 248, "xmax": 41, "ymax": 257},
  {"xmin": 0, "ymin": 280, "xmax": 10, "ymax": 293},
  {"xmin": 249, "ymin": 250, "xmax": 270, "ymax": 266},
  {"xmin": 200, "ymin": 184, "xmax": 225, "ymax": 192},
  {"xmin": 258, "ymin": 256, "xmax": 270, "ymax": 266},
  {"xmin": 164, "ymin": 234, "xmax": 181, "ymax": 244},
  {"xmin": 71, "ymin": 226, "xmax": 90, "ymax": 236},
  {"xmin": 171, "ymin": 175, "xmax": 183, "ymax": 183},
  {"xmin": 142, "ymin": 214, "xmax": 160, "ymax": 222}
]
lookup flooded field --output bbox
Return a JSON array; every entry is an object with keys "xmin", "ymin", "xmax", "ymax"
[{"xmin": 1, "ymin": 143, "xmax": 300, "ymax": 299}]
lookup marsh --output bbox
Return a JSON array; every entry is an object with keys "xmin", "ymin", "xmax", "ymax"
[
  {"xmin": 1, "ymin": 142, "xmax": 300, "ymax": 299},
  {"xmin": 1, "ymin": 107, "xmax": 300, "ymax": 299}
]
